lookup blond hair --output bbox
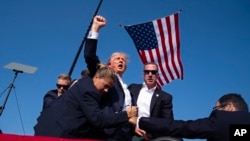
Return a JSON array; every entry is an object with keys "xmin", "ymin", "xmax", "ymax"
[
  {"xmin": 96, "ymin": 63, "xmax": 116, "ymax": 83},
  {"xmin": 58, "ymin": 74, "xmax": 71, "ymax": 82}
]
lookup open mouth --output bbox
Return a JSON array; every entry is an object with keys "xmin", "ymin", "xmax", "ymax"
[{"xmin": 118, "ymin": 64, "xmax": 123, "ymax": 69}]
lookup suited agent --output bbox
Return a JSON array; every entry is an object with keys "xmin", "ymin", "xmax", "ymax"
[
  {"xmin": 34, "ymin": 64, "xmax": 138, "ymax": 139},
  {"xmin": 139, "ymin": 93, "xmax": 250, "ymax": 141},
  {"xmin": 84, "ymin": 15, "xmax": 135, "ymax": 141},
  {"xmin": 42, "ymin": 73, "xmax": 71, "ymax": 110},
  {"xmin": 128, "ymin": 62, "xmax": 180, "ymax": 140}
]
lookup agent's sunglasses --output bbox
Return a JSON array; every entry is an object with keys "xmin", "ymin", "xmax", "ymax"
[
  {"xmin": 143, "ymin": 70, "xmax": 158, "ymax": 75},
  {"xmin": 56, "ymin": 84, "xmax": 70, "ymax": 89}
]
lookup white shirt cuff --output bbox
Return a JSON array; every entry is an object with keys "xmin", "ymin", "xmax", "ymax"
[
  {"xmin": 87, "ymin": 31, "xmax": 99, "ymax": 39},
  {"xmin": 136, "ymin": 116, "xmax": 141, "ymax": 128}
]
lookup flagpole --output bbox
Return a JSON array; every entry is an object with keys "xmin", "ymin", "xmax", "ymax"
[{"xmin": 68, "ymin": 0, "xmax": 103, "ymax": 76}]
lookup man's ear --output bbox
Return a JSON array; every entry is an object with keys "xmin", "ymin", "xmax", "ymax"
[
  {"xmin": 156, "ymin": 73, "xmax": 159, "ymax": 78},
  {"xmin": 227, "ymin": 102, "xmax": 236, "ymax": 111},
  {"xmin": 107, "ymin": 62, "xmax": 112, "ymax": 67}
]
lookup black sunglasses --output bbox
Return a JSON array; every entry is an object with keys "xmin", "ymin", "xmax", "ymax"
[
  {"xmin": 144, "ymin": 70, "xmax": 158, "ymax": 75},
  {"xmin": 56, "ymin": 84, "xmax": 70, "ymax": 89}
]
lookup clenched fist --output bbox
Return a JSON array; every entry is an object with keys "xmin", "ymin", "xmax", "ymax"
[
  {"xmin": 126, "ymin": 106, "xmax": 138, "ymax": 118},
  {"xmin": 129, "ymin": 116, "xmax": 138, "ymax": 125},
  {"xmin": 91, "ymin": 15, "xmax": 107, "ymax": 32}
]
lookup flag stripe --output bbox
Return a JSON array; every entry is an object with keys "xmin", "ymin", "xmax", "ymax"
[
  {"xmin": 167, "ymin": 15, "xmax": 180, "ymax": 79},
  {"xmin": 174, "ymin": 14, "xmax": 184, "ymax": 79},
  {"xmin": 124, "ymin": 12, "xmax": 183, "ymax": 86},
  {"xmin": 154, "ymin": 19, "xmax": 172, "ymax": 84}
]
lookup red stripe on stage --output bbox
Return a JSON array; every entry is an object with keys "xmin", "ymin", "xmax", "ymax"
[{"xmin": 0, "ymin": 133, "xmax": 105, "ymax": 141}]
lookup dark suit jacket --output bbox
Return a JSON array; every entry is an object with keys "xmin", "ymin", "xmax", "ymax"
[
  {"xmin": 34, "ymin": 77, "xmax": 129, "ymax": 139},
  {"xmin": 84, "ymin": 39, "xmax": 135, "ymax": 140},
  {"xmin": 42, "ymin": 89, "xmax": 58, "ymax": 110},
  {"xmin": 128, "ymin": 84, "xmax": 173, "ymax": 139},
  {"xmin": 139, "ymin": 110, "xmax": 250, "ymax": 141},
  {"xmin": 128, "ymin": 84, "xmax": 173, "ymax": 118}
]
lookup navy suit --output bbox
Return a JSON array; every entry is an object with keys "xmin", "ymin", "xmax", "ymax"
[
  {"xmin": 139, "ymin": 110, "xmax": 250, "ymax": 141},
  {"xmin": 42, "ymin": 89, "xmax": 58, "ymax": 110},
  {"xmin": 128, "ymin": 84, "xmax": 173, "ymax": 139},
  {"xmin": 84, "ymin": 39, "xmax": 135, "ymax": 141},
  {"xmin": 34, "ymin": 77, "xmax": 129, "ymax": 139}
]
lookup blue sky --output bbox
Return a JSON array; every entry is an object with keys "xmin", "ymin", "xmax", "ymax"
[{"xmin": 0, "ymin": 0, "xmax": 250, "ymax": 141}]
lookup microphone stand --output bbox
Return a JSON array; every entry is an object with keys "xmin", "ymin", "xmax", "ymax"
[{"xmin": 0, "ymin": 69, "xmax": 23, "ymax": 116}]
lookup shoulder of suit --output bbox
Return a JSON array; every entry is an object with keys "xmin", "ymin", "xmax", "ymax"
[
  {"xmin": 155, "ymin": 89, "xmax": 172, "ymax": 96},
  {"xmin": 43, "ymin": 90, "xmax": 57, "ymax": 98},
  {"xmin": 47, "ymin": 89, "xmax": 57, "ymax": 94},
  {"xmin": 128, "ymin": 83, "xmax": 142, "ymax": 88}
]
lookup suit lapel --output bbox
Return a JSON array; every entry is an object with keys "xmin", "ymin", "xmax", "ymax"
[
  {"xmin": 134, "ymin": 84, "xmax": 143, "ymax": 105},
  {"xmin": 116, "ymin": 77, "xmax": 125, "ymax": 107},
  {"xmin": 150, "ymin": 88, "xmax": 160, "ymax": 114}
]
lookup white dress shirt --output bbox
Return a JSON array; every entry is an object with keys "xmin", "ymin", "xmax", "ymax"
[
  {"xmin": 117, "ymin": 74, "xmax": 132, "ymax": 111},
  {"xmin": 88, "ymin": 31, "xmax": 99, "ymax": 39},
  {"xmin": 137, "ymin": 82, "xmax": 156, "ymax": 127}
]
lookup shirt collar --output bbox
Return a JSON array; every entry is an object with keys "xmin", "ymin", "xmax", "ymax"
[{"xmin": 142, "ymin": 82, "xmax": 157, "ymax": 92}]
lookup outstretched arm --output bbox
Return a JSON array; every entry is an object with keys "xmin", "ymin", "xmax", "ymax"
[
  {"xmin": 84, "ymin": 15, "xmax": 107, "ymax": 77},
  {"xmin": 139, "ymin": 117, "xmax": 214, "ymax": 139}
]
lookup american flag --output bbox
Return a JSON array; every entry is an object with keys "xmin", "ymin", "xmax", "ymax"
[{"xmin": 124, "ymin": 13, "xmax": 183, "ymax": 86}]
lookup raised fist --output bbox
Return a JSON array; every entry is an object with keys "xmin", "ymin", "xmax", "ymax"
[{"xmin": 91, "ymin": 15, "xmax": 107, "ymax": 32}]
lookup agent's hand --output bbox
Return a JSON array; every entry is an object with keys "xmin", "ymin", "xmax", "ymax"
[
  {"xmin": 135, "ymin": 127, "xmax": 146, "ymax": 137},
  {"xmin": 91, "ymin": 15, "xmax": 106, "ymax": 32},
  {"xmin": 128, "ymin": 116, "xmax": 137, "ymax": 125},
  {"xmin": 126, "ymin": 106, "xmax": 138, "ymax": 118}
]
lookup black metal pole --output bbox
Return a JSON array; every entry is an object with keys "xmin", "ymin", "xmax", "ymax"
[
  {"xmin": 68, "ymin": 0, "xmax": 103, "ymax": 76},
  {"xmin": 0, "ymin": 70, "xmax": 23, "ymax": 116}
]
